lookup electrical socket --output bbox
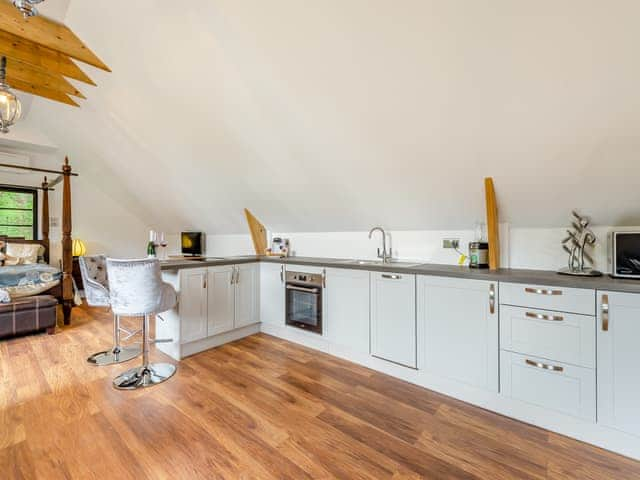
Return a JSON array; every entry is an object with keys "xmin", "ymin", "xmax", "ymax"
[{"xmin": 443, "ymin": 238, "xmax": 460, "ymax": 249}]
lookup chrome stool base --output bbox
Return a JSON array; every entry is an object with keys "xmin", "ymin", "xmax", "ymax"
[
  {"xmin": 113, "ymin": 363, "xmax": 176, "ymax": 390},
  {"xmin": 87, "ymin": 345, "xmax": 141, "ymax": 366}
]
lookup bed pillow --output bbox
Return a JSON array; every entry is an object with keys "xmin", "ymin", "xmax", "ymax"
[{"xmin": 5, "ymin": 243, "xmax": 40, "ymax": 265}]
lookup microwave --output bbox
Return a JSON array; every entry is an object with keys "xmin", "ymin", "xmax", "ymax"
[{"xmin": 609, "ymin": 231, "xmax": 640, "ymax": 278}]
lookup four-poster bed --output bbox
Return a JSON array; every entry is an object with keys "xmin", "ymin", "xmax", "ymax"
[{"xmin": 0, "ymin": 157, "xmax": 77, "ymax": 324}]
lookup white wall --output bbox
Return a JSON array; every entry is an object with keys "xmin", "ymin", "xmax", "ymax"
[{"xmin": 185, "ymin": 223, "xmax": 627, "ymax": 273}]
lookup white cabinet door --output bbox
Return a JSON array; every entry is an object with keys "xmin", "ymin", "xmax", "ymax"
[
  {"xmin": 370, "ymin": 271, "xmax": 416, "ymax": 368},
  {"xmin": 325, "ymin": 268, "xmax": 370, "ymax": 355},
  {"xmin": 418, "ymin": 276, "xmax": 499, "ymax": 392},
  {"xmin": 235, "ymin": 263, "xmax": 259, "ymax": 329},
  {"xmin": 207, "ymin": 265, "xmax": 235, "ymax": 336},
  {"xmin": 179, "ymin": 268, "xmax": 208, "ymax": 343},
  {"xmin": 598, "ymin": 291, "xmax": 640, "ymax": 436},
  {"xmin": 260, "ymin": 262, "xmax": 285, "ymax": 326}
]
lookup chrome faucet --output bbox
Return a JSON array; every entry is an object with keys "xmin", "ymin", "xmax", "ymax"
[{"xmin": 369, "ymin": 226, "xmax": 391, "ymax": 263}]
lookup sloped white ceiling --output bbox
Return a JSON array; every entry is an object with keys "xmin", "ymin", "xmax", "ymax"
[{"xmin": 25, "ymin": 0, "xmax": 640, "ymax": 234}]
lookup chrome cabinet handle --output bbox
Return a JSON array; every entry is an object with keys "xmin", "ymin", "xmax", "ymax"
[
  {"xmin": 235, "ymin": 266, "xmax": 240, "ymax": 285},
  {"xmin": 382, "ymin": 274, "xmax": 402, "ymax": 280},
  {"xmin": 525, "ymin": 287, "xmax": 562, "ymax": 296},
  {"xmin": 525, "ymin": 359, "xmax": 564, "ymax": 372},
  {"xmin": 489, "ymin": 283, "xmax": 495, "ymax": 314},
  {"xmin": 203, "ymin": 274, "xmax": 207, "ymax": 289},
  {"xmin": 322, "ymin": 268, "xmax": 326, "ymax": 288},
  {"xmin": 602, "ymin": 294, "xmax": 609, "ymax": 331},
  {"xmin": 280, "ymin": 265, "xmax": 285, "ymax": 283},
  {"xmin": 230, "ymin": 268, "xmax": 235, "ymax": 285},
  {"xmin": 285, "ymin": 285, "xmax": 319, "ymax": 294},
  {"xmin": 525, "ymin": 311, "xmax": 563, "ymax": 322}
]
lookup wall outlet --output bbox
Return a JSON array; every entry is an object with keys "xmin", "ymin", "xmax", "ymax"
[{"xmin": 442, "ymin": 238, "xmax": 460, "ymax": 249}]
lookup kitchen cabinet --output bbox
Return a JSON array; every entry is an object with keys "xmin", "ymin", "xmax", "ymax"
[
  {"xmin": 260, "ymin": 262, "xmax": 285, "ymax": 326},
  {"xmin": 597, "ymin": 291, "xmax": 640, "ymax": 436},
  {"xmin": 325, "ymin": 268, "xmax": 370, "ymax": 355},
  {"xmin": 370, "ymin": 271, "xmax": 416, "ymax": 368},
  {"xmin": 501, "ymin": 350, "xmax": 595, "ymax": 421},
  {"xmin": 418, "ymin": 275, "xmax": 498, "ymax": 392},
  {"xmin": 234, "ymin": 263, "xmax": 259, "ymax": 328},
  {"xmin": 207, "ymin": 265, "xmax": 236, "ymax": 336},
  {"xmin": 179, "ymin": 267, "xmax": 208, "ymax": 343}
]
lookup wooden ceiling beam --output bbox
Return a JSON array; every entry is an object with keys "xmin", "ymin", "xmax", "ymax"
[
  {"xmin": 0, "ymin": 1, "xmax": 110, "ymax": 72},
  {"xmin": 6, "ymin": 57, "xmax": 85, "ymax": 98},
  {"xmin": 0, "ymin": 30, "xmax": 95, "ymax": 85},
  {"xmin": 8, "ymin": 77, "xmax": 79, "ymax": 107}
]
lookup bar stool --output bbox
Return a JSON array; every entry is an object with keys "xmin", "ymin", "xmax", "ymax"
[
  {"xmin": 107, "ymin": 258, "xmax": 177, "ymax": 390},
  {"xmin": 80, "ymin": 255, "xmax": 141, "ymax": 366}
]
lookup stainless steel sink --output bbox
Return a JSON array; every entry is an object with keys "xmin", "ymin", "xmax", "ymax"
[
  {"xmin": 344, "ymin": 259, "xmax": 423, "ymax": 268},
  {"xmin": 184, "ymin": 257, "xmax": 224, "ymax": 261}
]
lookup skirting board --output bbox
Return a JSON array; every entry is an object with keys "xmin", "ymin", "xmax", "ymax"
[
  {"xmin": 260, "ymin": 322, "xmax": 640, "ymax": 461},
  {"xmin": 158, "ymin": 323, "xmax": 261, "ymax": 361}
]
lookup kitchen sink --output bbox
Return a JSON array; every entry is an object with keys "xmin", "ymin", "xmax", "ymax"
[
  {"xmin": 184, "ymin": 257, "xmax": 224, "ymax": 261},
  {"xmin": 344, "ymin": 259, "xmax": 423, "ymax": 268}
]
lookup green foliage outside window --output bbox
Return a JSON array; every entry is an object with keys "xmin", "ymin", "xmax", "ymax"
[{"xmin": 0, "ymin": 189, "xmax": 37, "ymax": 240}]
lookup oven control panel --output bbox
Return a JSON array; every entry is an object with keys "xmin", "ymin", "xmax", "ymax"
[{"xmin": 285, "ymin": 271, "xmax": 323, "ymax": 287}]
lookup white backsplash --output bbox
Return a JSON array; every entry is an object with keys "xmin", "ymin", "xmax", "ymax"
[{"xmin": 165, "ymin": 225, "xmax": 638, "ymax": 273}]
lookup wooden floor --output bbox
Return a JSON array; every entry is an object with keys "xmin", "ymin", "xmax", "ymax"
[{"xmin": 1, "ymin": 306, "xmax": 640, "ymax": 479}]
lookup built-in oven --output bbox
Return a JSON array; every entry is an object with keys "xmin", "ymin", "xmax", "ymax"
[{"xmin": 285, "ymin": 270, "xmax": 323, "ymax": 334}]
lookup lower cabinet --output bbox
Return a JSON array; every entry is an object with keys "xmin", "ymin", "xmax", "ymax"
[
  {"xmin": 179, "ymin": 263, "xmax": 259, "ymax": 343},
  {"xmin": 260, "ymin": 262, "xmax": 285, "ymax": 326},
  {"xmin": 597, "ymin": 291, "xmax": 640, "ymax": 436},
  {"xmin": 207, "ymin": 265, "xmax": 235, "ymax": 336},
  {"xmin": 179, "ymin": 267, "xmax": 208, "ymax": 343},
  {"xmin": 325, "ymin": 268, "xmax": 370, "ymax": 355},
  {"xmin": 501, "ymin": 350, "xmax": 596, "ymax": 421},
  {"xmin": 418, "ymin": 275, "xmax": 499, "ymax": 392},
  {"xmin": 235, "ymin": 263, "xmax": 260, "ymax": 328},
  {"xmin": 370, "ymin": 271, "xmax": 416, "ymax": 368}
]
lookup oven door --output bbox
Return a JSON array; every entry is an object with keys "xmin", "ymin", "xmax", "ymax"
[{"xmin": 285, "ymin": 283, "xmax": 322, "ymax": 334}]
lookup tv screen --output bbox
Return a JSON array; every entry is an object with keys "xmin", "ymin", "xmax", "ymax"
[{"xmin": 181, "ymin": 232, "xmax": 203, "ymax": 256}]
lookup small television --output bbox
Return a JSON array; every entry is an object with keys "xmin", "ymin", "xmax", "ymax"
[{"xmin": 181, "ymin": 232, "xmax": 204, "ymax": 257}]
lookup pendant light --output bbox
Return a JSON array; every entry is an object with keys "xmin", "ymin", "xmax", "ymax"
[
  {"xmin": 0, "ymin": 57, "xmax": 22, "ymax": 134},
  {"xmin": 12, "ymin": 0, "xmax": 45, "ymax": 17}
]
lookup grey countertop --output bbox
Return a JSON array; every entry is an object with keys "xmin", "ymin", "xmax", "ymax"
[{"xmin": 162, "ymin": 255, "xmax": 640, "ymax": 294}]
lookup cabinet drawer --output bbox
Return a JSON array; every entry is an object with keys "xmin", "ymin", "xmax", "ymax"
[
  {"xmin": 500, "ymin": 282, "xmax": 595, "ymax": 316},
  {"xmin": 500, "ymin": 305, "xmax": 595, "ymax": 368},
  {"xmin": 500, "ymin": 351, "xmax": 595, "ymax": 422}
]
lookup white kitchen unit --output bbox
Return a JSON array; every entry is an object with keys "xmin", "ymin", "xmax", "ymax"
[
  {"xmin": 501, "ymin": 350, "xmax": 596, "ymax": 421},
  {"xmin": 177, "ymin": 267, "xmax": 208, "ymax": 344},
  {"xmin": 325, "ymin": 267, "xmax": 370, "ymax": 357},
  {"xmin": 235, "ymin": 263, "xmax": 260, "ymax": 328},
  {"xmin": 370, "ymin": 271, "xmax": 416, "ymax": 368},
  {"xmin": 417, "ymin": 276, "xmax": 498, "ymax": 392},
  {"xmin": 207, "ymin": 265, "xmax": 235, "ymax": 336},
  {"xmin": 499, "ymin": 281, "xmax": 596, "ymax": 422},
  {"xmin": 597, "ymin": 291, "xmax": 640, "ymax": 437},
  {"xmin": 500, "ymin": 305, "xmax": 595, "ymax": 368},
  {"xmin": 259, "ymin": 262, "xmax": 285, "ymax": 326},
  {"xmin": 157, "ymin": 262, "xmax": 260, "ymax": 360}
]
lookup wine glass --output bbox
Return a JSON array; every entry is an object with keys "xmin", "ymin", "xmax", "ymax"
[{"xmin": 159, "ymin": 232, "xmax": 168, "ymax": 260}]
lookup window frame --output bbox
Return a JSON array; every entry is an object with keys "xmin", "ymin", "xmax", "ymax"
[{"xmin": 0, "ymin": 186, "xmax": 38, "ymax": 241}]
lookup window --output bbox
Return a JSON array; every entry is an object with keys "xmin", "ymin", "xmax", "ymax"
[{"xmin": 0, "ymin": 187, "xmax": 38, "ymax": 240}]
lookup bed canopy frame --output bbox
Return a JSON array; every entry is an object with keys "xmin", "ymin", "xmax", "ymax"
[{"xmin": 0, "ymin": 157, "xmax": 77, "ymax": 324}]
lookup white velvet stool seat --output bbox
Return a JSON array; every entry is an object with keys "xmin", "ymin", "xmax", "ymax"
[
  {"xmin": 107, "ymin": 258, "xmax": 177, "ymax": 390},
  {"xmin": 80, "ymin": 255, "xmax": 141, "ymax": 366}
]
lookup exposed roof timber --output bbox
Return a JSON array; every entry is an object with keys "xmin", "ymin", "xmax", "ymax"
[
  {"xmin": 0, "ymin": 30, "xmax": 95, "ymax": 85},
  {"xmin": 7, "ymin": 57, "xmax": 85, "ymax": 98},
  {"xmin": 0, "ymin": 1, "xmax": 110, "ymax": 72},
  {"xmin": 8, "ymin": 76, "xmax": 78, "ymax": 106}
]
